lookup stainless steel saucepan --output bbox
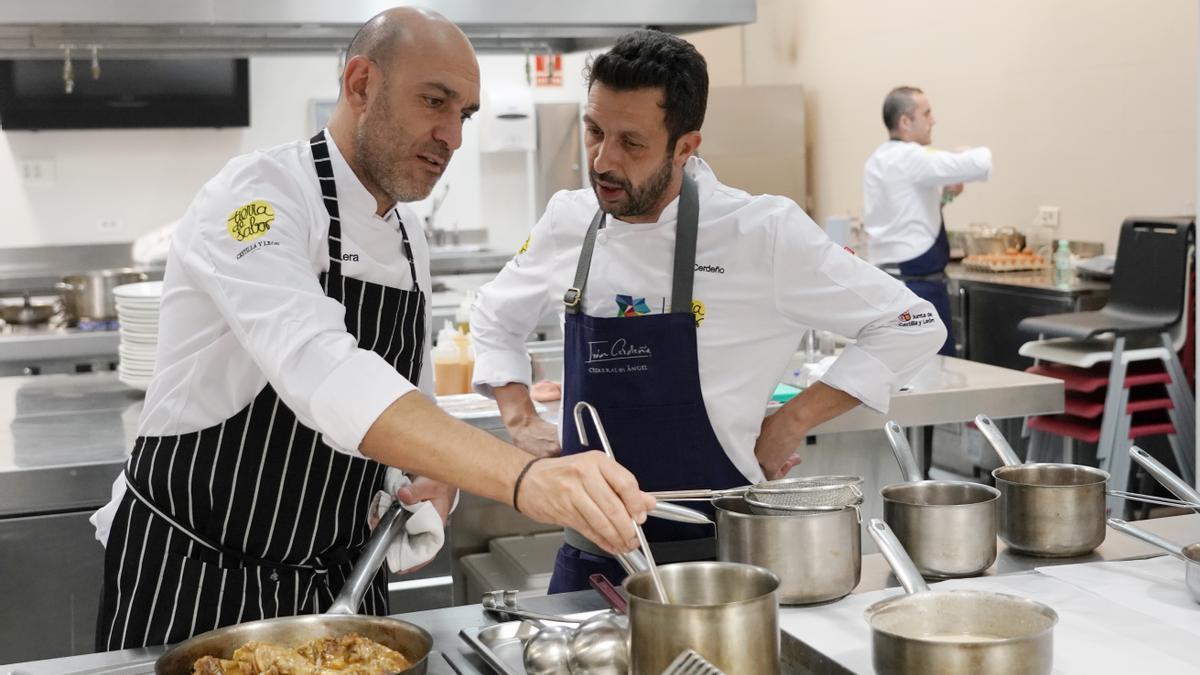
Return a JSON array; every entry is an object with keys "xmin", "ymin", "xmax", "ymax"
[
  {"xmin": 976, "ymin": 414, "xmax": 1108, "ymax": 557},
  {"xmin": 976, "ymin": 417, "xmax": 1193, "ymax": 557},
  {"xmin": 58, "ymin": 268, "xmax": 148, "ymax": 324},
  {"xmin": 1107, "ymin": 518, "xmax": 1200, "ymax": 605},
  {"xmin": 155, "ymin": 503, "xmax": 432, "ymax": 674},
  {"xmin": 882, "ymin": 421, "xmax": 999, "ymax": 578},
  {"xmin": 865, "ymin": 519, "xmax": 1058, "ymax": 675},
  {"xmin": 625, "ymin": 561, "xmax": 781, "ymax": 675},
  {"xmin": 714, "ymin": 495, "xmax": 860, "ymax": 605}
]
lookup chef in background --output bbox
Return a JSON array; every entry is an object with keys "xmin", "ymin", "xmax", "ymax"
[
  {"xmin": 470, "ymin": 31, "xmax": 946, "ymax": 593},
  {"xmin": 91, "ymin": 7, "xmax": 653, "ymax": 651},
  {"xmin": 863, "ymin": 86, "xmax": 992, "ymax": 355}
]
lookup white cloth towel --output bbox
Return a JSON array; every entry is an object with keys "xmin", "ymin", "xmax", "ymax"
[{"xmin": 368, "ymin": 469, "xmax": 447, "ymax": 573}]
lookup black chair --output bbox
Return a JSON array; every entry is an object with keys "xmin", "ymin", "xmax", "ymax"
[
  {"xmin": 1018, "ymin": 216, "xmax": 1193, "ymax": 339},
  {"xmin": 1017, "ymin": 216, "xmax": 1195, "ymax": 515}
]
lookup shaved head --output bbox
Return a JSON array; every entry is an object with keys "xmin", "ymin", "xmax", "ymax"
[
  {"xmin": 328, "ymin": 7, "xmax": 480, "ymax": 212},
  {"xmin": 344, "ymin": 7, "xmax": 471, "ymax": 80}
]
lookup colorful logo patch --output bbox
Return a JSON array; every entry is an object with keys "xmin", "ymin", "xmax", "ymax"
[
  {"xmin": 692, "ymin": 299, "xmax": 707, "ymax": 327},
  {"xmin": 518, "ymin": 235, "xmax": 531, "ymax": 256},
  {"xmin": 899, "ymin": 311, "xmax": 912, "ymax": 322},
  {"xmin": 227, "ymin": 199, "xmax": 275, "ymax": 242},
  {"xmin": 616, "ymin": 294, "xmax": 650, "ymax": 317}
]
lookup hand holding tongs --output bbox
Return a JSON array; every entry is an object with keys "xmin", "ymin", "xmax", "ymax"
[{"xmin": 574, "ymin": 401, "xmax": 670, "ymax": 604}]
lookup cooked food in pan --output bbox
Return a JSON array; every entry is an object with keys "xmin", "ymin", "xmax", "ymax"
[{"xmin": 191, "ymin": 633, "xmax": 412, "ymax": 674}]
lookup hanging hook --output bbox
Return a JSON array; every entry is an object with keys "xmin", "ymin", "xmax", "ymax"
[
  {"xmin": 89, "ymin": 45, "xmax": 100, "ymax": 80},
  {"xmin": 60, "ymin": 44, "xmax": 74, "ymax": 94}
]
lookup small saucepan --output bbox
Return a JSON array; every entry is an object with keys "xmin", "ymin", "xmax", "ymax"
[
  {"xmin": 1107, "ymin": 518, "xmax": 1200, "ymax": 605},
  {"xmin": 865, "ymin": 519, "xmax": 1058, "ymax": 675},
  {"xmin": 881, "ymin": 421, "xmax": 999, "ymax": 578},
  {"xmin": 975, "ymin": 414, "xmax": 1108, "ymax": 557}
]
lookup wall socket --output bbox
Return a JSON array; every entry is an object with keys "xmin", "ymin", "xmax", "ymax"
[
  {"xmin": 20, "ymin": 159, "xmax": 56, "ymax": 185},
  {"xmin": 1035, "ymin": 206, "xmax": 1060, "ymax": 227},
  {"xmin": 96, "ymin": 218, "xmax": 123, "ymax": 233}
]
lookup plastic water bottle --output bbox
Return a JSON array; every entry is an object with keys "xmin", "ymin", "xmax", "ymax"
[{"xmin": 1053, "ymin": 240, "xmax": 1072, "ymax": 286}]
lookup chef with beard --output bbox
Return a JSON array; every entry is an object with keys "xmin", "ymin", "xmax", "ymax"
[
  {"xmin": 470, "ymin": 30, "xmax": 946, "ymax": 592},
  {"xmin": 92, "ymin": 7, "xmax": 654, "ymax": 650}
]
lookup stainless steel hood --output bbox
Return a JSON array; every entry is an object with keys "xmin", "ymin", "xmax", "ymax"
[{"xmin": 0, "ymin": 0, "xmax": 756, "ymax": 57}]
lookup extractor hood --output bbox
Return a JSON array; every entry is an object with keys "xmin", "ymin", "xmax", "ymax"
[{"xmin": 0, "ymin": 0, "xmax": 756, "ymax": 57}]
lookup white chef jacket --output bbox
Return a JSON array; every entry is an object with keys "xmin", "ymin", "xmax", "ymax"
[
  {"xmin": 471, "ymin": 156, "xmax": 946, "ymax": 483},
  {"xmin": 93, "ymin": 130, "xmax": 433, "ymax": 544},
  {"xmin": 863, "ymin": 141, "xmax": 992, "ymax": 265}
]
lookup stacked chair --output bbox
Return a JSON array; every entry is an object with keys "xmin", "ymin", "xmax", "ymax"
[{"xmin": 1016, "ymin": 217, "xmax": 1195, "ymax": 516}]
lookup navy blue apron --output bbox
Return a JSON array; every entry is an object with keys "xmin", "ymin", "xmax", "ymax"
[
  {"xmin": 547, "ymin": 173, "xmax": 748, "ymax": 594},
  {"xmin": 894, "ymin": 223, "xmax": 955, "ymax": 356}
]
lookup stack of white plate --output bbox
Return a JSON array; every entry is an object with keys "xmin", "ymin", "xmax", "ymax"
[{"xmin": 114, "ymin": 281, "xmax": 163, "ymax": 391}]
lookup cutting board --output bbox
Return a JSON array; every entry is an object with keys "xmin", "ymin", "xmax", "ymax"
[{"xmin": 779, "ymin": 570, "xmax": 1200, "ymax": 673}]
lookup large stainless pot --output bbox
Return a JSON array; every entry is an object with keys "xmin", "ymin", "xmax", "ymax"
[
  {"xmin": 57, "ymin": 268, "xmax": 147, "ymax": 323},
  {"xmin": 714, "ymin": 496, "xmax": 860, "ymax": 604},
  {"xmin": 976, "ymin": 415, "xmax": 1107, "ymax": 557},
  {"xmin": 882, "ymin": 421, "xmax": 999, "ymax": 578},
  {"xmin": 155, "ymin": 504, "xmax": 432, "ymax": 674},
  {"xmin": 625, "ymin": 561, "xmax": 780, "ymax": 675},
  {"xmin": 865, "ymin": 520, "xmax": 1058, "ymax": 675}
]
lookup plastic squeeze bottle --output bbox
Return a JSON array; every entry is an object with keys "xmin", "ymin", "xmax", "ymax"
[{"xmin": 433, "ymin": 321, "xmax": 466, "ymax": 395}]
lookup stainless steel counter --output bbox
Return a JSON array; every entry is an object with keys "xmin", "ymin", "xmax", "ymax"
[
  {"xmin": 946, "ymin": 263, "xmax": 1110, "ymax": 296},
  {"xmin": 807, "ymin": 355, "xmax": 1063, "ymax": 434}
]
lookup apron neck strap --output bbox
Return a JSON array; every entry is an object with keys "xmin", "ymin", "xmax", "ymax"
[
  {"xmin": 308, "ymin": 129, "xmax": 420, "ymax": 294},
  {"xmin": 564, "ymin": 171, "xmax": 700, "ymax": 315}
]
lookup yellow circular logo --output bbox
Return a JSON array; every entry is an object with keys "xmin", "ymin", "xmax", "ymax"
[
  {"xmin": 692, "ymin": 299, "xmax": 706, "ymax": 327},
  {"xmin": 227, "ymin": 200, "xmax": 275, "ymax": 242}
]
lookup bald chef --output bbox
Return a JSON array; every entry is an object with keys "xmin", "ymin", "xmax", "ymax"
[
  {"xmin": 91, "ymin": 7, "xmax": 653, "ymax": 650},
  {"xmin": 470, "ymin": 30, "xmax": 947, "ymax": 593},
  {"xmin": 863, "ymin": 86, "xmax": 992, "ymax": 355}
]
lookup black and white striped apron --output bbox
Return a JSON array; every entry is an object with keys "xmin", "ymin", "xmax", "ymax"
[{"xmin": 96, "ymin": 130, "xmax": 427, "ymax": 651}]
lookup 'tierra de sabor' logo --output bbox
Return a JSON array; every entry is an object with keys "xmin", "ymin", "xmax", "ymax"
[{"xmin": 227, "ymin": 200, "xmax": 275, "ymax": 242}]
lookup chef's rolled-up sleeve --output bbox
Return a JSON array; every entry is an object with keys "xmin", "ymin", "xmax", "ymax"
[
  {"xmin": 470, "ymin": 197, "xmax": 562, "ymax": 396},
  {"xmin": 176, "ymin": 156, "xmax": 417, "ymax": 456},
  {"xmin": 772, "ymin": 202, "xmax": 945, "ymax": 412},
  {"xmin": 912, "ymin": 146, "xmax": 992, "ymax": 187}
]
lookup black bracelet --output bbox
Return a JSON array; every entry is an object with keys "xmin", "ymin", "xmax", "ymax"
[{"xmin": 512, "ymin": 456, "xmax": 547, "ymax": 514}]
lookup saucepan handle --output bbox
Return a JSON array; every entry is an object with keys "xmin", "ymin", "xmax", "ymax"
[
  {"xmin": 974, "ymin": 414, "xmax": 1022, "ymax": 467},
  {"xmin": 1107, "ymin": 518, "xmax": 1187, "ymax": 559},
  {"xmin": 327, "ymin": 502, "xmax": 411, "ymax": 615},
  {"xmin": 866, "ymin": 518, "xmax": 930, "ymax": 595},
  {"xmin": 1130, "ymin": 446, "xmax": 1200, "ymax": 507},
  {"xmin": 884, "ymin": 421, "xmax": 924, "ymax": 483}
]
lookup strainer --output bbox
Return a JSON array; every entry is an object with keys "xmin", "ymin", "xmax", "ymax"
[
  {"xmin": 650, "ymin": 475, "xmax": 864, "ymax": 517},
  {"xmin": 744, "ymin": 475, "xmax": 863, "ymax": 512}
]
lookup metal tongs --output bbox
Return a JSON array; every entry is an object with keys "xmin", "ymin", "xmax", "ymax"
[{"xmin": 574, "ymin": 401, "xmax": 670, "ymax": 603}]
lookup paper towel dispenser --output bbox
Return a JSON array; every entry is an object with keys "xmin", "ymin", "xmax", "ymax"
[{"xmin": 480, "ymin": 83, "xmax": 536, "ymax": 153}]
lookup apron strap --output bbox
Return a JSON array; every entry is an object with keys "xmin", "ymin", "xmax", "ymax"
[
  {"xmin": 309, "ymin": 131, "xmax": 343, "ymax": 292},
  {"xmin": 670, "ymin": 171, "xmax": 699, "ymax": 314},
  {"xmin": 563, "ymin": 208, "xmax": 606, "ymax": 314},
  {"xmin": 564, "ymin": 172, "xmax": 701, "ymax": 315}
]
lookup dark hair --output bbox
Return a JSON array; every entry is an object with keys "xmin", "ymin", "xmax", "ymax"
[
  {"xmin": 584, "ymin": 29, "xmax": 709, "ymax": 149},
  {"xmin": 883, "ymin": 86, "xmax": 923, "ymax": 132}
]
